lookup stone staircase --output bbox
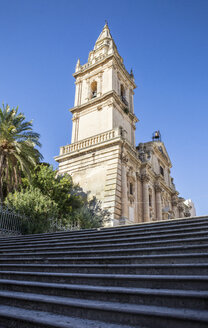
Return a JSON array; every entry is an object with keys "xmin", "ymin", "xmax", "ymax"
[{"xmin": 0, "ymin": 216, "xmax": 208, "ymax": 328}]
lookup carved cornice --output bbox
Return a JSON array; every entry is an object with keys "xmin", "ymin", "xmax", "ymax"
[
  {"xmin": 69, "ymin": 90, "xmax": 113, "ymax": 114},
  {"xmin": 69, "ymin": 90, "xmax": 139, "ymax": 124}
]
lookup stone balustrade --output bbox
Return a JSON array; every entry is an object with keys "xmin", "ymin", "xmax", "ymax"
[{"xmin": 60, "ymin": 128, "xmax": 121, "ymax": 155}]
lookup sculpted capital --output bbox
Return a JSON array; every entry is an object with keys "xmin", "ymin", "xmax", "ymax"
[
  {"xmin": 155, "ymin": 183, "xmax": 162, "ymax": 193},
  {"xmin": 121, "ymin": 150, "xmax": 128, "ymax": 164},
  {"xmin": 141, "ymin": 173, "xmax": 150, "ymax": 183}
]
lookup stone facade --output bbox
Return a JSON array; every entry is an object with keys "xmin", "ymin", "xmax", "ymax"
[{"xmin": 55, "ymin": 23, "xmax": 193, "ymax": 226}]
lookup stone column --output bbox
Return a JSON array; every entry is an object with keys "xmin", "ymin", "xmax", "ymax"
[
  {"xmin": 136, "ymin": 172, "xmax": 142, "ymax": 223},
  {"xmin": 155, "ymin": 183, "xmax": 162, "ymax": 221},
  {"xmin": 71, "ymin": 114, "xmax": 79, "ymax": 143},
  {"xmin": 77, "ymin": 81, "xmax": 82, "ymax": 106},
  {"xmin": 121, "ymin": 163, "xmax": 128, "ymax": 222},
  {"xmin": 141, "ymin": 174, "xmax": 150, "ymax": 222},
  {"xmin": 134, "ymin": 172, "xmax": 138, "ymax": 222}
]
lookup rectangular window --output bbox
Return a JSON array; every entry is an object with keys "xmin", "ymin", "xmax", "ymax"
[
  {"xmin": 160, "ymin": 166, "xmax": 164, "ymax": 176},
  {"xmin": 130, "ymin": 183, "xmax": 133, "ymax": 195},
  {"xmin": 149, "ymin": 194, "xmax": 152, "ymax": 207}
]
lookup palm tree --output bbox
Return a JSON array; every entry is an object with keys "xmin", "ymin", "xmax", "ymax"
[{"xmin": 0, "ymin": 104, "xmax": 43, "ymax": 202}]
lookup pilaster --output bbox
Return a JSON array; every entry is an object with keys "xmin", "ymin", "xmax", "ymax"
[
  {"xmin": 155, "ymin": 183, "xmax": 162, "ymax": 221},
  {"xmin": 121, "ymin": 159, "xmax": 128, "ymax": 221},
  {"xmin": 136, "ymin": 172, "xmax": 142, "ymax": 223},
  {"xmin": 141, "ymin": 173, "xmax": 150, "ymax": 222}
]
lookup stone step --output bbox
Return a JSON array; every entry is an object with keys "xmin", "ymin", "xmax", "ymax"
[
  {"xmin": 1, "ymin": 263, "xmax": 208, "ymax": 275},
  {"xmin": 1, "ymin": 229, "xmax": 208, "ymax": 251},
  {"xmin": 0, "ymin": 252, "xmax": 207, "ymax": 265},
  {"xmin": 0, "ymin": 279, "xmax": 207, "ymax": 310},
  {"xmin": 0, "ymin": 216, "xmax": 208, "ymax": 328},
  {"xmin": 0, "ymin": 271, "xmax": 208, "ymax": 290},
  {"xmin": 0, "ymin": 290, "xmax": 207, "ymax": 328},
  {"xmin": 1, "ymin": 217, "xmax": 208, "ymax": 246},
  {"xmin": 1, "ymin": 235, "xmax": 208, "ymax": 254},
  {"xmin": 0, "ymin": 305, "xmax": 138, "ymax": 328},
  {"xmin": 1, "ymin": 243, "xmax": 208, "ymax": 258}
]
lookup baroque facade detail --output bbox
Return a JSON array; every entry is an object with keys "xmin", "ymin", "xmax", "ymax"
[{"xmin": 55, "ymin": 23, "xmax": 193, "ymax": 226}]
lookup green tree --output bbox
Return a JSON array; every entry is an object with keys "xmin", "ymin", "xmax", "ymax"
[
  {"xmin": 5, "ymin": 187, "xmax": 58, "ymax": 234},
  {"xmin": 0, "ymin": 104, "xmax": 43, "ymax": 202},
  {"xmin": 22, "ymin": 164, "xmax": 85, "ymax": 220}
]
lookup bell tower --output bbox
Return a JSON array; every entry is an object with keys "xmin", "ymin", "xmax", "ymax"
[
  {"xmin": 71, "ymin": 22, "xmax": 138, "ymax": 146},
  {"xmin": 55, "ymin": 23, "xmax": 139, "ymax": 226}
]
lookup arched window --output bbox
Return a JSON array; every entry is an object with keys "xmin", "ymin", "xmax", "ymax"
[{"xmin": 91, "ymin": 81, "xmax": 97, "ymax": 98}]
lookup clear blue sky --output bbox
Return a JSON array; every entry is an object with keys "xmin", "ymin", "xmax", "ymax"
[{"xmin": 0, "ymin": 0, "xmax": 208, "ymax": 215}]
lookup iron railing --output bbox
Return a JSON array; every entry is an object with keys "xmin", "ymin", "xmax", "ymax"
[
  {"xmin": 49, "ymin": 218, "xmax": 80, "ymax": 232},
  {"xmin": 0, "ymin": 206, "xmax": 27, "ymax": 236}
]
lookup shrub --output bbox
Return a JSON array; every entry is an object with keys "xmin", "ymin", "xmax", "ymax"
[{"xmin": 5, "ymin": 187, "xmax": 58, "ymax": 234}]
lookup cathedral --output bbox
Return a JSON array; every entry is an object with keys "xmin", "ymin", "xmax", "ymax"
[{"xmin": 55, "ymin": 23, "xmax": 193, "ymax": 226}]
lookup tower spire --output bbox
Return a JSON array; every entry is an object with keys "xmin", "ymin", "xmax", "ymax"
[{"xmin": 94, "ymin": 22, "xmax": 112, "ymax": 49}]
